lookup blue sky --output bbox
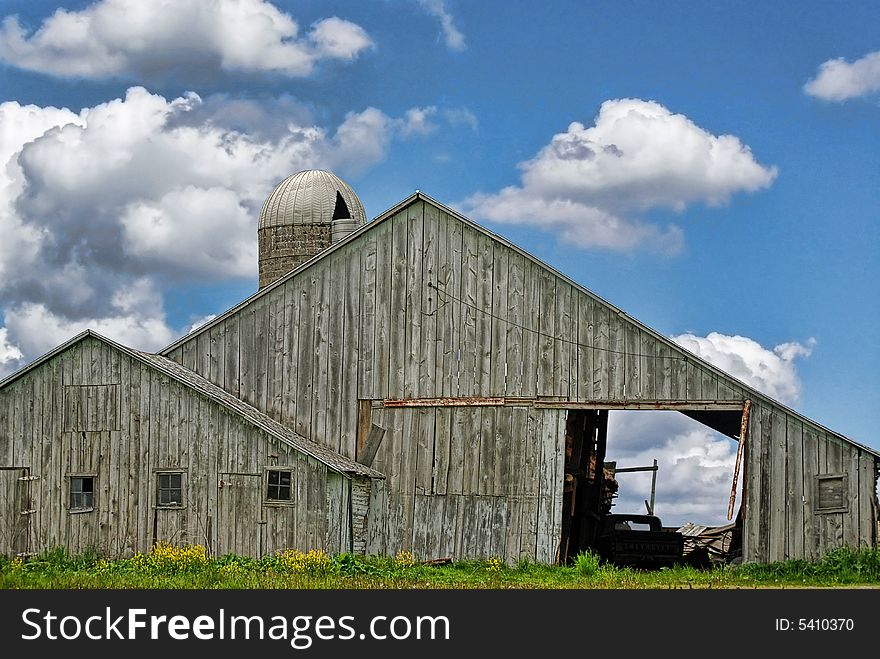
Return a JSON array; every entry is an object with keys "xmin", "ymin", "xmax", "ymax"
[{"xmin": 0, "ymin": 0, "xmax": 877, "ymax": 524}]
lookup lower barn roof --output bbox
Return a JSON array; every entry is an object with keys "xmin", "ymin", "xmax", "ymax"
[{"xmin": 0, "ymin": 330, "xmax": 383, "ymax": 480}]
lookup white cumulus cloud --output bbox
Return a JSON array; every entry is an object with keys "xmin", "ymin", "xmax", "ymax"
[
  {"xmin": 0, "ymin": 328, "xmax": 24, "ymax": 379},
  {"xmin": 0, "ymin": 0, "xmax": 373, "ymax": 80},
  {"xmin": 4, "ymin": 301, "xmax": 176, "ymax": 358},
  {"xmin": 672, "ymin": 332, "xmax": 815, "ymax": 405},
  {"xmin": 0, "ymin": 87, "xmax": 433, "ymax": 367},
  {"xmin": 607, "ymin": 411, "xmax": 739, "ymax": 527},
  {"xmin": 804, "ymin": 50, "xmax": 880, "ymax": 101},
  {"xmin": 464, "ymin": 98, "xmax": 777, "ymax": 252},
  {"xmin": 416, "ymin": 0, "xmax": 465, "ymax": 51}
]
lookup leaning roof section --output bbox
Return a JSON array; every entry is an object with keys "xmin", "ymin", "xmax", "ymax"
[{"xmin": 0, "ymin": 330, "xmax": 382, "ymax": 479}]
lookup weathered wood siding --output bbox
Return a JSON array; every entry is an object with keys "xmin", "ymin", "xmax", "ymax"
[
  {"xmin": 163, "ymin": 198, "xmax": 878, "ymax": 562},
  {"xmin": 742, "ymin": 401, "xmax": 878, "ymax": 563},
  {"xmin": 166, "ymin": 200, "xmax": 746, "ymax": 457},
  {"xmin": 361, "ymin": 405, "xmax": 565, "ymax": 562},
  {"xmin": 0, "ymin": 336, "xmax": 360, "ymax": 558}
]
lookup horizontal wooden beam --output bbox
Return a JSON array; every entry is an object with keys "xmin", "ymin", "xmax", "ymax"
[
  {"xmin": 534, "ymin": 400, "xmax": 745, "ymax": 411},
  {"xmin": 373, "ymin": 397, "xmax": 744, "ymax": 411}
]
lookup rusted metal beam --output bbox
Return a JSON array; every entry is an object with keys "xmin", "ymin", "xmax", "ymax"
[
  {"xmin": 728, "ymin": 400, "xmax": 752, "ymax": 520},
  {"xmin": 382, "ymin": 396, "xmax": 505, "ymax": 408},
  {"xmin": 534, "ymin": 400, "xmax": 745, "ymax": 411},
  {"xmin": 378, "ymin": 397, "xmax": 745, "ymax": 411}
]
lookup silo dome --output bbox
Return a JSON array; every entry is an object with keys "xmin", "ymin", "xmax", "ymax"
[{"xmin": 257, "ymin": 170, "xmax": 366, "ymax": 289}]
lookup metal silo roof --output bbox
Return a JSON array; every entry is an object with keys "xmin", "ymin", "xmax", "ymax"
[{"xmin": 259, "ymin": 169, "xmax": 367, "ymax": 229}]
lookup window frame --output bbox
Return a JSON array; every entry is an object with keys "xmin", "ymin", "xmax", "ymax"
[
  {"xmin": 154, "ymin": 469, "xmax": 186, "ymax": 509},
  {"xmin": 814, "ymin": 473, "xmax": 848, "ymax": 514},
  {"xmin": 68, "ymin": 473, "xmax": 96, "ymax": 513},
  {"xmin": 263, "ymin": 467, "xmax": 295, "ymax": 506}
]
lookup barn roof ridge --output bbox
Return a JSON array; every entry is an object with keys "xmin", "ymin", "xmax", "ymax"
[{"xmin": 0, "ymin": 329, "xmax": 382, "ymax": 478}]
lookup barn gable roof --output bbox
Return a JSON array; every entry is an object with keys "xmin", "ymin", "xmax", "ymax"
[
  {"xmin": 0, "ymin": 330, "xmax": 382, "ymax": 478},
  {"xmin": 161, "ymin": 192, "xmax": 877, "ymax": 460}
]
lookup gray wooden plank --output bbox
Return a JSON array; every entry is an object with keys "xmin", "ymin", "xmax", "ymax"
[
  {"xmin": 520, "ymin": 408, "xmax": 540, "ymax": 560},
  {"xmin": 686, "ymin": 359, "xmax": 702, "ymax": 401},
  {"xmin": 755, "ymin": 404, "xmax": 771, "ymax": 563},
  {"xmin": 326, "ymin": 251, "xmax": 345, "ymax": 454},
  {"xmin": 464, "ymin": 407, "xmax": 481, "ymax": 495},
  {"xmin": 624, "ymin": 321, "xmax": 640, "ymax": 401},
  {"xmin": 551, "ymin": 410, "xmax": 566, "ymax": 564},
  {"xmin": 494, "ymin": 404, "xmax": 511, "ymax": 497},
  {"xmin": 670, "ymin": 346, "xmax": 687, "ymax": 401},
  {"xmin": 399, "ymin": 406, "xmax": 418, "ymax": 496},
  {"xmin": 357, "ymin": 224, "xmax": 377, "ymax": 400},
  {"xmin": 555, "ymin": 281, "xmax": 573, "ymax": 398},
  {"xmin": 341, "ymin": 244, "xmax": 362, "ymax": 459},
  {"xmin": 844, "ymin": 444, "xmax": 861, "ymax": 548},
  {"xmin": 207, "ymin": 325, "xmax": 223, "ymax": 391},
  {"xmin": 295, "ymin": 273, "xmax": 316, "ymax": 437},
  {"xmin": 267, "ymin": 289, "xmax": 286, "ymax": 421},
  {"xmin": 439, "ymin": 212, "xmax": 463, "ymax": 397},
  {"xmin": 576, "ymin": 294, "xmax": 593, "ymax": 400},
  {"xmin": 536, "ymin": 269, "xmax": 556, "ymax": 397},
  {"xmin": 420, "ymin": 201, "xmax": 439, "ymax": 398},
  {"xmin": 475, "ymin": 233, "xmax": 494, "ymax": 396},
  {"xmin": 521, "ymin": 261, "xmax": 541, "ymax": 398},
  {"xmin": 404, "ymin": 204, "xmax": 424, "ymax": 399},
  {"xmin": 858, "ymin": 452, "xmax": 876, "ymax": 548},
  {"xmin": 414, "ymin": 407, "xmax": 434, "ymax": 495},
  {"xmin": 506, "ymin": 252, "xmax": 526, "ymax": 397},
  {"xmin": 442, "ymin": 408, "xmax": 463, "ymax": 495},
  {"xmin": 388, "ymin": 208, "xmax": 410, "ymax": 398},
  {"xmin": 366, "ymin": 478, "xmax": 387, "ymax": 555},
  {"xmin": 440, "ymin": 493, "xmax": 457, "ymax": 558},
  {"xmin": 536, "ymin": 411, "xmax": 558, "ymax": 563},
  {"xmin": 281, "ymin": 281, "xmax": 300, "ymax": 426},
  {"xmin": 717, "ymin": 376, "xmax": 736, "ymax": 401},
  {"xmin": 801, "ymin": 424, "xmax": 819, "ymax": 560},
  {"xmin": 478, "ymin": 407, "xmax": 495, "ymax": 495},
  {"xmin": 490, "ymin": 243, "xmax": 509, "ymax": 395},
  {"xmin": 700, "ymin": 366, "xmax": 718, "ymax": 401},
  {"xmin": 768, "ymin": 411, "xmax": 787, "ymax": 562},
  {"xmin": 224, "ymin": 316, "xmax": 240, "ymax": 399},
  {"xmin": 311, "ymin": 260, "xmax": 331, "ymax": 447},
  {"xmin": 239, "ymin": 308, "xmax": 257, "ymax": 407},
  {"xmin": 425, "ymin": 495, "xmax": 445, "ymax": 560},
  {"xmin": 459, "ymin": 225, "xmax": 479, "ymax": 395},
  {"xmin": 374, "ymin": 219, "xmax": 395, "ymax": 400},
  {"xmin": 433, "ymin": 206, "xmax": 450, "ymax": 396},
  {"xmin": 786, "ymin": 418, "xmax": 804, "ymax": 559},
  {"xmin": 608, "ymin": 311, "xmax": 626, "ymax": 400},
  {"xmin": 639, "ymin": 330, "xmax": 657, "ymax": 401},
  {"xmin": 432, "ymin": 407, "xmax": 451, "ymax": 495}
]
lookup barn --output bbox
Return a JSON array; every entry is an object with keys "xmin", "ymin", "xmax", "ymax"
[{"xmin": 1, "ymin": 170, "xmax": 877, "ymax": 564}]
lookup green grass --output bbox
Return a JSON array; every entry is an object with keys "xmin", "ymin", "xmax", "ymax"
[{"xmin": 2, "ymin": 546, "xmax": 880, "ymax": 589}]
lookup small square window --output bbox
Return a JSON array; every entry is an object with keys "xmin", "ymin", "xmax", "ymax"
[
  {"xmin": 816, "ymin": 474, "xmax": 847, "ymax": 513},
  {"xmin": 267, "ymin": 469, "xmax": 292, "ymax": 501},
  {"xmin": 70, "ymin": 476, "xmax": 94, "ymax": 511},
  {"xmin": 157, "ymin": 472, "xmax": 184, "ymax": 507}
]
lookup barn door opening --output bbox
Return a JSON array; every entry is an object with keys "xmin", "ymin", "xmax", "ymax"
[
  {"xmin": 0, "ymin": 468, "xmax": 30, "ymax": 557},
  {"xmin": 558, "ymin": 410, "xmax": 609, "ymax": 563},
  {"xmin": 217, "ymin": 473, "xmax": 264, "ymax": 557}
]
